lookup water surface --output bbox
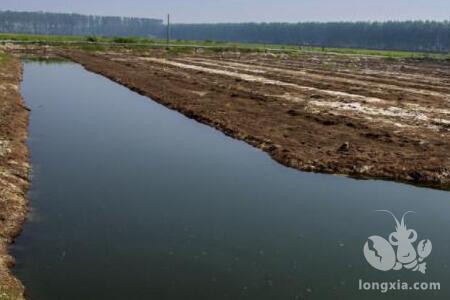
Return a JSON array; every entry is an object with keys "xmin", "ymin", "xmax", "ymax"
[{"xmin": 13, "ymin": 61, "xmax": 450, "ymax": 300}]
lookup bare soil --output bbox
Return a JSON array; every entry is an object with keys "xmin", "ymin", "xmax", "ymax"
[
  {"xmin": 0, "ymin": 52, "xmax": 29, "ymax": 299},
  {"xmin": 60, "ymin": 48, "xmax": 449, "ymax": 190}
]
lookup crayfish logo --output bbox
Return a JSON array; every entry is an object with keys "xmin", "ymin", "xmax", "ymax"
[{"xmin": 363, "ymin": 210, "xmax": 432, "ymax": 274}]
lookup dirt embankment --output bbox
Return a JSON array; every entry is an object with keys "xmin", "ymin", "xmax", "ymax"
[
  {"xmin": 61, "ymin": 49, "xmax": 449, "ymax": 190},
  {"xmin": 0, "ymin": 52, "xmax": 29, "ymax": 300}
]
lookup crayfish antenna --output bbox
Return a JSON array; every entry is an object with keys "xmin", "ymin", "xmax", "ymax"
[{"xmin": 375, "ymin": 210, "xmax": 401, "ymax": 229}]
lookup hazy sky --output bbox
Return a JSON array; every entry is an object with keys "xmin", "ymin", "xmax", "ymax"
[{"xmin": 1, "ymin": 0, "xmax": 449, "ymax": 23}]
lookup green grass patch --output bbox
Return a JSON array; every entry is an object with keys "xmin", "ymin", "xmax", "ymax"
[
  {"xmin": 79, "ymin": 44, "xmax": 106, "ymax": 52},
  {"xmin": 0, "ymin": 33, "xmax": 90, "ymax": 43},
  {"xmin": 112, "ymin": 37, "xmax": 140, "ymax": 44},
  {"xmin": 85, "ymin": 35, "xmax": 99, "ymax": 42}
]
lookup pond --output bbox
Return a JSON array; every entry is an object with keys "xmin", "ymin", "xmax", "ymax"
[{"xmin": 13, "ymin": 61, "xmax": 450, "ymax": 299}]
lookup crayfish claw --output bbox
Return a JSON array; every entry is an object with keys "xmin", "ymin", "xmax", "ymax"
[{"xmin": 417, "ymin": 263, "xmax": 427, "ymax": 274}]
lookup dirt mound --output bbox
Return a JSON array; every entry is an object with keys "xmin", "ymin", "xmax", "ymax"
[{"xmin": 0, "ymin": 53, "xmax": 29, "ymax": 300}]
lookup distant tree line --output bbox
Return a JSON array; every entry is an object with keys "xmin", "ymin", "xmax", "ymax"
[
  {"xmin": 170, "ymin": 21, "xmax": 450, "ymax": 52},
  {"xmin": 0, "ymin": 11, "xmax": 163, "ymax": 37},
  {"xmin": 1, "ymin": 11, "xmax": 449, "ymax": 52}
]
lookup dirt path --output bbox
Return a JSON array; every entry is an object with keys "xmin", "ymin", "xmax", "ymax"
[
  {"xmin": 61, "ymin": 49, "xmax": 449, "ymax": 189},
  {"xmin": 0, "ymin": 51, "xmax": 29, "ymax": 300}
]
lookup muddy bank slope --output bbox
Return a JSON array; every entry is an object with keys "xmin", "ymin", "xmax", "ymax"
[
  {"xmin": 0, "ymin": 52, "xmax": 29, "ymax": 299},
  {"xmin": 64, "ymin": 49, "xmax": 449, "ymax": 189}
]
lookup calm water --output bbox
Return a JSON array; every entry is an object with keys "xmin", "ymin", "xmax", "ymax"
[{"xmin": 13, "ymin": 61, "xmax": 449, "ymax": 300}]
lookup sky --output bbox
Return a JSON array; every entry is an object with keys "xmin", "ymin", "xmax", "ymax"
[{"xmin": 1, "ymin": 0, "xmax": 449, "ymax": 23}]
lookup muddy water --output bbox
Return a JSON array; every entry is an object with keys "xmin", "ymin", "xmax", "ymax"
[{"xmin": 13, "ymin": 61, "xmax": 450, "ymax": 300}]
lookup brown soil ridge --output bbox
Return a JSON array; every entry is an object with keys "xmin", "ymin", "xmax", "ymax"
[
  {"xmin": 0, "ymin": 52, "xmax": 29, "ymax": 300},
  {"xmin": 61, "ymin": 49, "xmax": 449, "ymax": 190}
]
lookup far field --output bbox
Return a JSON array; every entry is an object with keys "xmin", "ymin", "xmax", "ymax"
[{"xmin": 1, "ymin": 33, "xmax": 449, "ymax": 60}]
